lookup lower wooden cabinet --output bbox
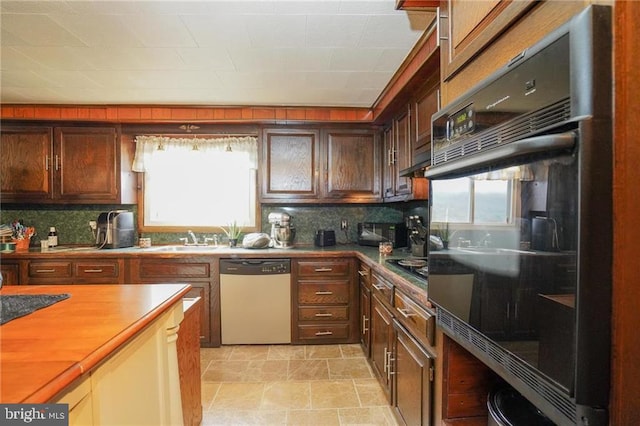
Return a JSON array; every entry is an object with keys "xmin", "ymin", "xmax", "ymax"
[
  {"xmin": 178, "ymin": 297, "xmax": 203, "ymax": 426},
  {"xmin": 365, "ymin": 268, "xmax": 437, "ymax": 425},
  {"xmin": 23, "ymin": 258, "xmax": 124, "ymax": 284},
  {"xmin": 359, "ymin": 261, "xmax": 372, "ymax": 357},
  {"xmin": 0, "ymin": 262, "xmax": 20, "ymax": 285},
  {"xmin": 292, "ymin": 258, "xmax": 359, "ymax": 344},
  {"xmin": 371, "ymin": 293, "xmax": 395, "ymax": 402},
  {"xmin": 393, "ymin": 319, "xmax": 434, "ymax": 426},
  {"xmin": 127, "ymin": 257, "xmax": 216, "ymax": 347}
]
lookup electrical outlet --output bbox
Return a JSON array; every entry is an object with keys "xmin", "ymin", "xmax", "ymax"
[
  {"xmin": 89, "ymin": 220, "xmax": 97, "ymax": 230},
  {"xmin": 341, "ymin": 219, "xmax": 348, "ymax": 230}
]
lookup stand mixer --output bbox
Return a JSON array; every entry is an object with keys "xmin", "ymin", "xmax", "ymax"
[{"xmin": 268, "ymin": 212, "xmax": 296, "ymax": 249}]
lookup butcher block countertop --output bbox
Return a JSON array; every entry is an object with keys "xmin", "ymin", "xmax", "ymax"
[{"xmin": 0, "ymin": 283, "xmax": 191, "ymax": 403}]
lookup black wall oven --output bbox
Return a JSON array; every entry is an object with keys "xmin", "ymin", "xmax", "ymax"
[{"xmin": 426, "ymin": 6, "xmax": 611, "ymax": 426}]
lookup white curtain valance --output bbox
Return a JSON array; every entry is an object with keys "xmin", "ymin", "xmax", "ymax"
[{"xmin": 132, "ymin": 135, "xmax": 258, "ymax": 172}]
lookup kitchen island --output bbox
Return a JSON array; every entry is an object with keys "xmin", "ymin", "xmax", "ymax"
[{"xmin": 0, "ymin": 283, "xmax": 191, "ymax": 425}]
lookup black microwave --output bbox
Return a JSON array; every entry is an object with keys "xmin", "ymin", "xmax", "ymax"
[{"xmin": 357, "ymin": 222, "xmax": 407, "ymax": 248}]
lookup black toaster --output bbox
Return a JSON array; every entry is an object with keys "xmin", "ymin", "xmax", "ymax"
[{"xmin": 315, "ymin": 230, "xmax": 336, "ymax": 247}]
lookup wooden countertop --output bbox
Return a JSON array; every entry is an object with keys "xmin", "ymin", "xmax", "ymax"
[{"xmin": 0, "ymin": 283, "xmax": 191, "ymax": 403}]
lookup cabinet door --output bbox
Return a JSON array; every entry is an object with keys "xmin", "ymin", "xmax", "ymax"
[
  {"xmin": 441, "ymin": 0, "xmax": 536, "ymax": 79},
  {"xmin": 393, "ymin": 108, "xmax": 412, "ymax": 196},
  {"xmin": 360, "ymin": 281, "xmax": 371, "ymax": 357},
  {"xmin": 324, "ymin": 129, "xmax": 381, "ymax": 201},
  {"xmin": 0, "ymin": 262, "xmax": 20, "ymax": 285},
  {"xmin": 55, "ymin": 127, "xmax": 118, "ymax": 201},
  {"xmin": 261, "ymin": 128, "xmax": 320, "ymax": 200},
  {"xmin": 371, "ymin": 294, "xmax": 394, "ymax": 402},
  {"xmin": 394, "ymin": 320, "xmax": 434, "ymax": 426},
  {"xmin": 383, "ymin": 127, "xmax": 395, "ymax": 199},
  {"xmin": 413, "ymin": 82, "xmax": 439, "ymax": 164},
  {"xmin": 1, "ymin": 126, "xmax": 53, "ymax": 202}
]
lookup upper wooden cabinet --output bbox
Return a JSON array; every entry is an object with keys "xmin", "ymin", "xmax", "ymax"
[
  {"xmin": 440, "ymin": 0, "xmax": 536, "ymax": 80},
  {"xmin": 261, "ymin": 127, "xmax": 381, "ymax": 203},
  {"xmin": 323, "ymin": 129, "xmax": 380, "ymax": 201},
  {"xmin": 261, "ymin": 128, "xmax": 320, "ymax": 200},
  {"xmin": 1, "ymin": 124, "xmax": 135, "ymax": 204}
]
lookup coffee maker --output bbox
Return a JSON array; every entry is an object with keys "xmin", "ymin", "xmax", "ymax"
[{"xmin": 268, "ymin": 212, "xmax": 296, "ymax": 249}]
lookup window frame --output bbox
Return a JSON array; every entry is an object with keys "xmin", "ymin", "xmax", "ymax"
[{"xmin": 134, "ymin": 134, "xmax": 261, "ymax": 234}]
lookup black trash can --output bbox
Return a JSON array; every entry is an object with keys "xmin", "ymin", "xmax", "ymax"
[{"xmin": 487, "ymin": 385, "xmax": 556, "ymax": 426}]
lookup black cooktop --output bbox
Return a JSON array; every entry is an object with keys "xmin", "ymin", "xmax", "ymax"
[{"xmin": 386, "ymin": 257, "xmax": 428, "ymax": 280}]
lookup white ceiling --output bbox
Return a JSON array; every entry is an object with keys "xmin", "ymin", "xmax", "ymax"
[{"xmin": 0, "ymin": 0, "xmax": 435, "ymax": 108}]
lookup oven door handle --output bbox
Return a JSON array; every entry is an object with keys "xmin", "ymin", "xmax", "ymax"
[{"xmin": 425, "ymin": 131, "xmax": 576, "ymax": 179}]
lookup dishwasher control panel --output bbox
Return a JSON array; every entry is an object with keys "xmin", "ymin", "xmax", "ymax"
[{"xmin": 219, "ymin": 258, "xmax": 290, "ymax": 275}]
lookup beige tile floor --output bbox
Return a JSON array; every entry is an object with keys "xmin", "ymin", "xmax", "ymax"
[{"xmin": 200, "ymin": 344, "xmax": 399, "ymax": 426}]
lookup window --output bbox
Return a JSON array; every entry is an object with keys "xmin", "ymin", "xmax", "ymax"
[
  {"xmin": 431, "ymin": 175, "xmax": 514, "ymax": 224},
  {"xmin": 133, "ymin": 135, "xmax": 258, "ymax": 230}
]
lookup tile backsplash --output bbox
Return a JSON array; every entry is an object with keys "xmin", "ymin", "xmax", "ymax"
[{"xmin": 1, "ymin": 201, "xmax": 428, "ymax": 248}]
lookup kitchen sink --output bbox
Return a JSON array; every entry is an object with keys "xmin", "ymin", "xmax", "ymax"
[{"xmin": 143, "ymin": 245, "xmax": 222, "ymax": 252}]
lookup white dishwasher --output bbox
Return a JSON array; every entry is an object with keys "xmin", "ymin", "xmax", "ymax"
[{"xmin": 219, "ymin": 258, "xmax": 291, "ymax": 344}]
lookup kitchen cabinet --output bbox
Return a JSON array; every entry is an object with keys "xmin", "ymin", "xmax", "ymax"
[
  {"xmin": 393, "ymin": 319, "xmax": 434, "ymax": 426},
  {"xmin": 370, "ymin": 272, "xmax": 395, "ymax": 402},
  {"xmin": 392, "ymin": 289, "xmax": 436, "ymax": 426},
  {"xmin": 412, "ymin": 76, "xmax": 439, "ymax": 169},
  {"xmin": 292, "ymin": 258, "xmax": 359, "ymax": 344},
  {"xmin": 23, "ymin": 258, "xmax": 124, "ymax": 285},
  {"xmin": 1, "ymin": 125, "xmax": 134, "ymax": 204},
  {"xmin": 365, "ymin": 270, "xmax": 437, "ymax": 425},
  {"xmin": 359, "ymin": 261, "xmax": 372, "ymax": 357},
  {"xmin": 178, "ymin": 297, "xmax": 203, "ymax": 426},
  {"xmin": 261, "ymin": 127, "xmax": 381, "ymax": 203},
  {"xmin": 127, "ymin": 257, "xmax": 216, "ymax": 347},
  {"xmin": 440, "ymin": 0, "xmax": 536, "ymax": 81},
  {"xmin": 0, "ymin": 262, "xmax": 20, "ymax": 285},
  {"xmin": 261, "ymin": 128, "xmax": 320, "ymax": 200}
]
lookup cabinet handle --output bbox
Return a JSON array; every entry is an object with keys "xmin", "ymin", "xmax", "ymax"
[
  {"xmin": 397, "ymin": 307, "xmax": 417, "ymax": 318},
  {"xmin": 358, "ymin": 270, "xmax": 367, "ymax": 276},
  {"xmin": 387, "ymin": 149, "xmax": 393, "ymax": 166},
  {"xmin": 45, "ymin": 155, "xmax": 50, "ymax": 171},
  {"xmin": 35, "ymin": 269, "xmax": 56, "ymax": 273},
  {"xmin": 314, "ymin": 313, "xmax": 333, "ymax": 317},
  {"xmin": 362, "ymin": 315, "xmax": 369, "ymax": 334},
  {"xmin": 82, "ymin": 269, "xmax": 104, "ymax": 273},
  {"xmin": 315, "ymin": 291, "xmax": 333, "ymax": 295},
  {"xmin": 314, "ymin": 267, "xmax": 333, "ymax": 272},
  {"xmin": 55, "ymin": 155, "xmax": 60, "ymax": 171},
  {"xmin": 315, "ymin": 331, "xmax": 333, "ymax": 336},
  {"xmin": 372, "ymin": 284, "xmax": 386, "ymax": 291}
]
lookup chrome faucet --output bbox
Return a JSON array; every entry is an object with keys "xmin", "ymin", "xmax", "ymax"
[{"xmin": 187, "ymin": 230, "xmax": 198, "ymax": 245}]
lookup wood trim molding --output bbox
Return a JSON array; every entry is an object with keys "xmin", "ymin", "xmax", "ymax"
[
  {"xmin": 610, "ymin": 2, "xmax": 640, "ymax": 424},
  {"xmin": 371, "ymin": 24, "xmax": 440, "ymax": 123},
  {"xmin": 0, "ymin": 105, "xmax": 373, "ymax": 124}
]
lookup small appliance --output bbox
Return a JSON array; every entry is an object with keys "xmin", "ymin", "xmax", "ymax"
[
  {"xmin": 357, "ymin": 222, "xmax": 407, "ymax": 248},
  {"xmin": 314, "ymin": 230, "xmax": 336, "ymax": 247},
  {"xmin": 268, "ymin": 212, "xmax": 295, "ymax": 249},
  {"xmin": 96, "ymin": 210, "xmax": 135, "ymax": 249}
]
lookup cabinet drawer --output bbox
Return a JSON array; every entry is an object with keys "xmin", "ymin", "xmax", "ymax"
[
  {"xmin": 394, "ymin": 291, "xmax": 436, "ymax": 348},
  {"xmin": 75, "ymin": 261, "xmax": 119, "ymax": 279},
  {"xmin": 137, "ymin": 261, "xmax": 210, "ymax": 279},
  {"xmin": 358, "ymin": 262, "xmax": 371, "ymax": 288},
  {"xmin": 298, "ymin": 306, "xmax": 349, "ymax": 321},
  {"xmin": 28, "ymin": 261, "xmax": 72, "ymax": 278},
  {"xmin": 297, "ymin": 324, "xmax": 350, "ymax": 340},
  {"xmin": 298, "ymin": 281, "xmax": 350, "ymax": 304},
  {"xmin": 296, "ymin": 260, "xmax": 350, "ymax": 277},
  {"xmin": 371, "ymin": 273, "xmax": 394, "ymax": 306}
]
